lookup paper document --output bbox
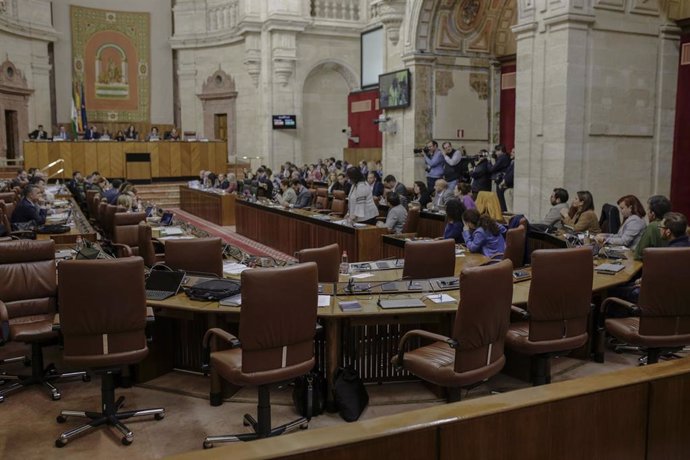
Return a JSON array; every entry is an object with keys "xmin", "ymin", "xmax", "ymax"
[
  {"xmin": 351, "ymin": 273, "xmax": 374, "ymax": 279},
  {"xmin": 426, "ymin": 294, "xmax": 457, "ymax": 304},
  {"xmin": 223, "ymin": 262, "xmax": 249, "ymax": 275},
  {"xmin": 318, "ymin": 295, "xmax": 331, "ymax": 308},
  {"xmin": 219, "ymin": 294, "xmax": 242, "ymax": 307},
  {"xmin": 162, "ymin": 226, "xmax": 185, "ymax": 236}
]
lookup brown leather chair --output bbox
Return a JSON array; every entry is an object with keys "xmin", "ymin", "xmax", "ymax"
[
  {"xmin": 402, "ymin": 207, "xmax": 420, "ymax": 234},
  {"xmin": 392, "ymin": 259, "xmax": 513, "ymax": 401},
  {"xmin": 85, "ymin": 189, "xmax": 99, "ymax": 219},
  {"xmin": 111, "ymin": 212, "xmax": 147, "ymax": 257},
  {"xmin": 506, "ymin": 247, "xmax": 593, "ymax": 385},
  {"xmin": 598, "ymin": 248, "xmax": 690, "ymax": 365},
  {"xmin": 103, "ymin": 204, "xmax": 126, "ymax": 239},
  {"xmin": 55, "ymin": 257, "xmax": 164, "ymax": 447},
  {"xmin": 313, "ymin": 188, "xmax": 328, "ymax": 210},
  {"xmin": 137, "ymin": 222, "xmax": 165, "ymax": 267},
  {"xmin": 0, "ymin": 192, "xmax": 17, "ymax": 204},
  {"xmin": 96, "ymin": 201, "xmax": 108, "ymax": 228},
  {"xmin": 0, "ymin": 240, "xmax": 87, "ymax": 402},
  {"xmin": 402, "ymin": 239, "xmax": 455, "ymax": 279},
  {"xmin": 202, "ymin": 263, "xmax": 318, "ymax": 447},
  {"xmin": 165, "ymin": 237, "xmax": 224, "ymax": 277},
  {"xmin": 330, "ymin": 190, "xmax": 346, "ymax": 217},
  {"xmin": 501, "ymin": 225, "xmax": 526, "ymax": 268},
  {"xmin": 296, "ymin": 243, "xmax": 340, "ymax": 283}
]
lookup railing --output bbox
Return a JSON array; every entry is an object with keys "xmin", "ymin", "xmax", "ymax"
[
  {"xmin": 206, "ymin": 0, "xmax": 240, "ymax": 33},
  {"xmin": 0, "ymin": 157, "xmax": 23, "ymax": 167},
  {"xmin": 310, "ymin": 0, "xmax": 361, "ymax": 21}
]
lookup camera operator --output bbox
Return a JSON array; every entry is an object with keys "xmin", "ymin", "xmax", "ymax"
[
  {"xmin": 422, "ymin": 140, "xmax": 444, "ymax": 192},
  {"xmin": 441, "ymin": 141, "xmax": 465, "ymax": 191},
  {"xmin": 470, "ymin": 149, "xmax": 492, "ymax": 193},
  {"xmin": 490, "ymin": 144, "xmax": 511, "ymax": 191}
]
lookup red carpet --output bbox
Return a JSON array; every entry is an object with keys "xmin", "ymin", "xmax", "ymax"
[{"xmin": 171, "ymin": 208, "xmax": 294, "ymax": 262}]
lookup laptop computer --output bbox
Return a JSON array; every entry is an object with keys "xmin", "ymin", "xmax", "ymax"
[
  {"xmin": 160, "ymin": 212, "xmax": 174, "ymax": 226},
  {"xmin": 145, "ymin": 270, "xmax": 186, "ymax": 300}
]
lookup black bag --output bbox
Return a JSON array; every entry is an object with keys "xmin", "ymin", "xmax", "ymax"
[
  {"xmin": 76, "ymin": 247, "xmax": 101, "ymax": 259},
  {"xmin": 333, "ymin": 366, "xmax": 368, "ymax": 422},
  {"xmin": 185, "ymin": 279, "xmax": 241, "ymax": 301},
  {"xmin": 292, "ymin": 372, "xmax": 326, "ymax": 419}
]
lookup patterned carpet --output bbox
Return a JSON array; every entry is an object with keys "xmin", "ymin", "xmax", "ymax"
[{"xmin": 171, "ymin": 208, "xmax": 295, "ymax": 262}]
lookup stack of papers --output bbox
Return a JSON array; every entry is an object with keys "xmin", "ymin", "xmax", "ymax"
[
  {"xmin": 219, "ymin": 294, "xmax": 242, "ymax": 307},
  {"xmin": 339, "ymin": 300, "xmax": 362, "ymax": 312},
  {"xmin": 318, "ymin": 295, "xmax": 331, "ymax": 308},
  {"xmin": 223, "ymin": 262, "xmax": 249, "ymax": 275},
  {"xmin": 595, "ymin": 263, "xmax": 625, "ymax": 274}
]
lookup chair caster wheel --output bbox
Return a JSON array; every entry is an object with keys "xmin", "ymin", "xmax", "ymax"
[
  {"xmin": 46, "ymin": 364, "xmax": 58, "ymax": 375},
  {"xmin": 243, "ymin": 420, "xmax": 250, "ymax": 427},
  {"xmin": 51, "ymin": 392, "xmax": 61, "ymax": 401},
  {"xmin": 56, "ymin": 415, "xmax": 67, "ymax": 423},
  {"xmin": 121, "ymin": 436, "xmax": 133, "ymax": 446},
  {"xmin": 82, "ymin": 374, "xmax": 91, "ymax": 382},
  {"xmin": 23, "ymin": 358, "xmax": 31, "ymax": 367},
  {"xmin": 203, "ymin": 441, "xmax": 213, "ymax": 449},
  {"xmin": 154, "ymin": 412, "xmax": 165, "ymax": 421},
  {"xmin": 299, "ymin": 423, "xmax": 309, "ymax": 430},
  {"xmin": 55, "ymin": 438, "xmax": 67, "ymax": 448}
]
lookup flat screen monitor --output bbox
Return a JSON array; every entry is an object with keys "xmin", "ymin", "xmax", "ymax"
[
  {"xmin": 379, "ymin": 69, "xmax": 411, "ymax": 110},
  {"xmin": 272, "ymin": 114, "xmax": 297, "ymax": 129}
]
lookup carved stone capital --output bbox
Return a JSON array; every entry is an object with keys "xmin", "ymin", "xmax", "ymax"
[
  {"xmin": 377, "ymin": 1, "xmax": 406, "ymax": 46},
  {"xmin": 273, "ymin": 58, "xmax": 294, "ymax": 87}
]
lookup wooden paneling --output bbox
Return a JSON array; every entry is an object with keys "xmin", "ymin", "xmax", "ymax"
[
  {"xmin": 343, "ymin": 147, "xmax": 382, "ymax": 165},
  {"xmin": 180, "ymin": 185, "xmax": 236, "ymax": 226},
  {"xmin": 647, "ymin": 372, "xmax": 690, "ymax": 459},
  {"xmin": 235, "ymin": 200, "xmax": 388, "ymax": 262},
  {"xmin": 23, "ymin": 141, "xmax": 226, "ymax": 179},
  {"xmin": 418, "ymin": 211, "xmax": 446, "ymax": 238}
]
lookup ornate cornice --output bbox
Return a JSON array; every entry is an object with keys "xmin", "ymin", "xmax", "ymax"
[{"xmin": 0, "ymin": 16, "xmax": 58, "ymax": 42}]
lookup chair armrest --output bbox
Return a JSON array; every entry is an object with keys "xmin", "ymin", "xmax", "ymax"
[
  {"xmin": 0, "ymin": 300, "xmax": 9, "ymax": 345},
  {"xmin": 601, "ymin": 297, "xmax": 639, "ymax": 316},
  {"xmin": 201, "ymin": 328, "xmax": 241, "ymax": 374},
  {"xmin": 395, "ymin": 329, "xmax": 458, "ymax": 370},
  {"xmin": 490, "ymin": 252, "xmax": 504, "ymax": 260},
  {"xmin": 511, "ymin": 305, "xmax": 530, "ymax": 320},
  {"xmin": 111, "ymin": 243, "xmax": 133, "ymax": 258}
]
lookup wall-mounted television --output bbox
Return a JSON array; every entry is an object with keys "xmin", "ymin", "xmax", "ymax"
[
  {"xmin": 272, "ymin": 114, "xmax": 297, "ymax": 129},
  {"xmin": 379, "ymin": 69, "xmax": 410, "ymax": 110}
]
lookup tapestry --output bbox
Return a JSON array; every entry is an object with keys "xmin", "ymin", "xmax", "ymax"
[{"xmin": 70, "ymin": 5, "xmax": 150, "ymax": 122}]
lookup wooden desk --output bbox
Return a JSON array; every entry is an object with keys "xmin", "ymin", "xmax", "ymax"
[
  {"xmin": 417, "ymin": 210, "xmax": 446, "ymax": 237},
  {"xmin": 23, "ymin": 140, "xmax": 228, "ymax": 180},
  {"xmin": 235, "ymin": 200, "xmax": 389, "ymax": 262},
  {"xmin": 179, "ymin": 185, "xmax": 236, "ymax": 226},
  {"xmin": 36, "ymin": 198, "xmax": 96, "ymax": 245}
]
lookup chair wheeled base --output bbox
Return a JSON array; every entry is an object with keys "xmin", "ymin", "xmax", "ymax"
[
  {"xmin": 0, "ymin": 343, "xmax": 88, "ymax": 403},
  {"xmin": 55, "ymin": 371, "xmax": 164, "ymax": 447},
  {"xmin": 203, "ymin": 384, "xmax": 308, "ymax": 449}
]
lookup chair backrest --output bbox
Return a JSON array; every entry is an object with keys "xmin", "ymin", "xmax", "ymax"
[
  {"xmin": 599, "ymin": 204, "xmax": 621, "ymax": 234},
  {"xmin": 503, "ymin": 225, "xmax": 526, "ymax": 268},
  {"xmin": 97, "ymin": 201, "xmax": 108, "ymax": 226},
  {"xmin": 239, "ymin": 263, "xmax": 318, "ymax": 374},
  {"xmin": 165, "ymin": 237, "xmax": 223, "ymax": 277},
  {"xmin": 402, "ymin": 207, "xmax": 420, "ymax": 234},
  {"xmin": 0, "ymin": 192, "xmax": 17, "ymax": 204},
  {"xmin": 0, "ymin": 204, "xmax": 11, "ymax": 232},
  {"xmin": 527, "ymin": 247, "xmax": 593, "ymax": 343},
  {"xmin": 331, "ymin": 190, "xmax": 346, "ymax": 215},
  {"xmin": 104, "ymin": 204, "xmax": 126, "ymax": 238},
  {"xmin": 58, "ymin": 257, "xmax": 148, "ymax": 366},
  {"xmin": 85, "ymin": 189, "xmax": 99, "ymax": 218},
  {"xmin": 112, "ymin": 211, "xmax": 147, "ymax": 255},
  {"xmin": 0, "ymin": 201, "xmax": 15, "ymax": 222},
  {"xmin": 453, "ymin": 259, "xmax": 512, "ymax": 373},
  {"xmin": 0, "ymin": 239, "xmax": 57, "ymax": 321},
  {"xmin": 314, "ymin": 188, "xmax": 329, "ymax": 210},
  {"xmin": 403, "ymin": 239, "xmax": 455, "ymax": 279},
  {"xmin": 637, "ymin": 248, "xmax": 690, "ymax": 337},
  {"xmin": 296, "ymin": 243, "xmax": 340, "ymax": 283},
  {"xmin": 137, "ymin": 222, "xmax": 157, "ymax": 266}
]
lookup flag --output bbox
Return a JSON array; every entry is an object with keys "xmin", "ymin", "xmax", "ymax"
[
  {"xmin": 79, "ymin": 81, "xmax": 88, "ymax": 131},
  {"xmin": 73, "ymin": 82, "xmax": 83, "ymax": 132},
  {"xmin": 70, "ymin": 97, "xmax": 79, "ymax": 139}
]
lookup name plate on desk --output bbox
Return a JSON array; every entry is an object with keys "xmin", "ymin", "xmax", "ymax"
[{"xmin": 378, "ymin": 299, "xmax": 425, "ymax": 309}]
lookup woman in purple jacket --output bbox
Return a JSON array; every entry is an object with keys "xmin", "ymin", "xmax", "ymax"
[{"xmin": 461, "ymin": 209, "xmax": 506, "ymax": 258}]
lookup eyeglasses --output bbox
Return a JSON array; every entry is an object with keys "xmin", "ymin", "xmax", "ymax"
[{"xmin": 658, "ymin": 225, "xmax": 667, "ymax": 230}]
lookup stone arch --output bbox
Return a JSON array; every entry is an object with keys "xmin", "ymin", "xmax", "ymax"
[
  {"xmin": 0, "ymin": 59, "xmax": 33, "ymax": 161},
  {"xmin": 300, "ymin": 59, "xmax": 359, "ymax": 93}
]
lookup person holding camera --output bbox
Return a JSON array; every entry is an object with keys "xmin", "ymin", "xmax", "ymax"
[
  {"xmin": 470, "ymin": 149, "xmax": 492, "ymax": 193},
  {"xmin": 441, "ymin": 142, "xmax": 464, "ymax": 192},
  {"xmin": 423, "ymin": 140, "xmax": 444, "ymax": 192}
]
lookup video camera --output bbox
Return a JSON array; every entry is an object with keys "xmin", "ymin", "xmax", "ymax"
[{"xmin": 413, "ymin": 146, "xmax": 430, "ymax": 155}]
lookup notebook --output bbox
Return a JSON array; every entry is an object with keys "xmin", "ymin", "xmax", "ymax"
[
  {"xmin": 145, "ymin": 270, "xmax": 186, "ymax": 300},
  {"xmin": 595, "ymin": 263, "xmax": 625, "ymax": 275}
]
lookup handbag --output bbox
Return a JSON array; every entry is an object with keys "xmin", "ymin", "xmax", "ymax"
[
  {"xmin": 185, "ymin": 279, "xmax": 241, "ymax": 301},
  {"xmin": 292, "ymin": 372, "xmax": 326, "ymax": 419},
  {"xmin": 333, "ymin": 366, "xmax": 369, "ymax": 422}
]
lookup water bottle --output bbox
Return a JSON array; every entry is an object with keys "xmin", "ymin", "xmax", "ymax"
[{"xmin": 339, "ymin": 251, "xmax": 349, "ymax": 275}]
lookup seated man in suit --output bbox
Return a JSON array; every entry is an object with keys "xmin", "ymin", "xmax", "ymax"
[
  {"xmin": 285, "ymin": 178, "xmax": 311, "ymax": 209},
  {"xmin": 54, "ymin": 125, "xmax": 70, "ymax": 141},
  {"xmin": 383, "ymin": 174, "xmax": 408, "ymax": 208},
  {"xmin": 28, "ymin": 124, "xmax": 49, "ymax": 140},
  {"xmin": 9, "ymin": 168, "xmax": 29, "ymax": 189},
  {"xmin": 660, "ymin": 212, "xmax": 690, "ymax": 247},
  {"xmin": 11, "ymin": 184, "xmax": 47, "ymax": 227},
  {"xmin": 427, "ymin": 178, "xmax": 452, "ymax": 210},
  {"xmin": 83, "ymin": 125, "xmax": 101, "ymax": 140}
]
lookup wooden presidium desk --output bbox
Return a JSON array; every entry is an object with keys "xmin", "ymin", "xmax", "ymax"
[
  {"xmin": 179, "ymin": 185, "xmax": 236, "ymax": 226},
  {"xmin": 23, "ymin": 140, "xmax": 228, "ymax": 181},
  {"xmin": 235, "ymin": 200, "xmax": 389, "ymax": 261}
]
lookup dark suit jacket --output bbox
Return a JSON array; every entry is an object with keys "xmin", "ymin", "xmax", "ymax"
[
  {"xmin": 294, "ymin": 187, "xmax": 312, "ymax": 209},
  {"xmin": 11, "ymin": 198, "xmax": 46, "ymax": 226},
  {"xmin": 470, "ymin": 159, "xmax": 492, "ymax": 193},
  {"xmin": 29, "ymin": 130, "xmax": 48, "ymax": 140},
  {"xmin": 491, "ymin": 154, "xmax": 511, "ymax": 181},
  {"xmin": 83, "ymin": 129, "xmax": 101, "ymax": 140}
]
